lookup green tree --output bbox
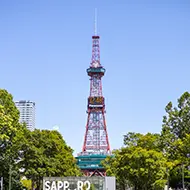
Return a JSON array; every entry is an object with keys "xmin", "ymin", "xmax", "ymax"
[
  {"xmin": 161, "ymin": 92, "xmax": 190, "ymax": 148},
  {"xmin": 103, "ymin": 149, "xmax": 131, "ymax": 190},
  {"xmin": 168, "ymin": 134, "xmax": 190, "ymax": 188},
  {"xmin": 21, "ymin": 179, "xmax": 34, "ymax": 190},
  {"xmin": 20, "ymin": 129, "xmax": 81, "ymax": 189},
  {"xmin": 104, "ymin": 133, "xmax": 171, "ymax": 190},
  {"xmin": 0, "ymin": 89, "xmax": 24, "ymax": 189},
  {"xmin": 161, "ymin": 92, "xmax": 190, "ymax": 188},
  {"xmin": 124, "ymin": 132, "xmax": 161, "ymax": 151}
]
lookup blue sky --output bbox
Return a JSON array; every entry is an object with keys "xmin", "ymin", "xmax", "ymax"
[{"xmin": 0, "ymin": 0, "xmax": 190, "ymax": 155}]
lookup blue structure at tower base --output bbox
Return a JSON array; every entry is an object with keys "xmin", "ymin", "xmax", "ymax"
[{"xmin": 76, "ymin": 154, "xmax": 109, "ymax": 177}]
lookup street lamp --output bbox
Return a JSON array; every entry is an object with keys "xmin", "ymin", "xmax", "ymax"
[
  {"xmin": 0, "ymin": 177, "xmax": 3, "ymax": 190},
  {"xmin": 9, "ymin": 165, "xmax": 12, "ymax": 190},
  {"xmin": 182, "ymin": 163, "xmax": 185, "ymax": 190},
  {"xmin": 166, "ymin": 168, "xmax": 169, "ymax": 190}
]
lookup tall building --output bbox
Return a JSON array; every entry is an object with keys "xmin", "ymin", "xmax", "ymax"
[
  {"xmin": 15, "ymin": 100, "xmax": 35, "ymax": 131},
  {"xmin": 76, "ymin": 19, "xmax": 111, "ymax": 177}
]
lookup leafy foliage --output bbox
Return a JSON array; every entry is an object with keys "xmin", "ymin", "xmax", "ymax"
[
  {"xmin": 104, "ymin": 92, "xmax": 190, "ymax": 189},
  {"xmin": 21, "ymin": 179, "xmax": 33, "ymax": 190},
  {"xmin": 161, "ymin": 92, "xmax": 190, "ymax": 188},
  {"xmin": 19, "ymin": 129, "xmax": 81, "ymax": 189},
  {"xmin": 104, "ymin": 133, "xmax": 171, "ymax": 190},
  {"xmin": 0, "ymin": 89, "xmax": 23, "ymax": 189},
  {"xmin": 0, "ymin": 89, "xmax": 80, "ymax": 190}
]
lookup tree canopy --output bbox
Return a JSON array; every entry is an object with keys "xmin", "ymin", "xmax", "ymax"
[
  {"xmin": 103, "ymin": 133, "xmax": 171, "ymax": 190},
  {"xmin": 20, "ymin": 129, "xmax": 81, "ymax": 189},
  {"xmin": 161, "ymin": 92, "xmax": 190, "ymax": 188},
  {"xmin": 0, "ymin": 89, "xmax": 81, "ymax": 190},
  {"xmin": 0, "ymin": 89, "xmax": 23, "ymax": 189},
  {"xmin": 103, "ymin": 92, "xmax": 190, "ymax": 190}
]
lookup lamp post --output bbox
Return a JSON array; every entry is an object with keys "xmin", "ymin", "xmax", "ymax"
[
  {"xmin": 9, "ymin": 165, "xmax": 12, "ymax": 190},
  {"xmin": 163, "ymin": 149, "xmax": 169, "ymax": 190},
  {"xmin": 182, "ymin": 163, "xmax": 185, "ymax": 190},
  {"xmin": 0, "ymin": 177, "xmax": 3, "ymax": 190},
  {"xmin": 166, "ymin": 168, "xmax": 169, "ymax": 190}
]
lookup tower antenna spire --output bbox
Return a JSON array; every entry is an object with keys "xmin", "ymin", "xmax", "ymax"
[{"xmin": 94, "ymin": 8, "xmax": 97, "ymax": 36}]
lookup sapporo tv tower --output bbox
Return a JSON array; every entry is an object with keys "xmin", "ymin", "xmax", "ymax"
[{"xmin": 76, "ymin": 12, "xmax": 111, "ymax": 177}]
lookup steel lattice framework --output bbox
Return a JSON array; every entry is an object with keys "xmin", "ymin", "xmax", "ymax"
[{"xmin": 82, "ymin": 35, "xmax": 110, "ymax": 154}]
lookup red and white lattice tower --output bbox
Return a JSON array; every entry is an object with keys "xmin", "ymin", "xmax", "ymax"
[{"xmin": 82, "ymin": 23, "xmax": 110, "ymax": 155}]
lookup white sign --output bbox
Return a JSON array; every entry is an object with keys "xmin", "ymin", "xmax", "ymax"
[{"xmin": 44, "ymin": 180, "xmax": 91, "ymax": 190}]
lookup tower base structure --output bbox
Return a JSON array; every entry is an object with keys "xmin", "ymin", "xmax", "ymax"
[{"xmin": 76, "ymin": 154, "xmax": 110, "ymax": 177}]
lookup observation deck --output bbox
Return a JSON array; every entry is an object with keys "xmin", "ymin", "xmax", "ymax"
[{"xmin": 87, "ymin": 67, "xmax": 105, "ymax": 77}]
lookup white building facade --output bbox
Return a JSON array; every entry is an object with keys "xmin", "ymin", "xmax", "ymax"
[{"xmin": 15, "ymin": 100, "xmax": 35, "ymax": 131}]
